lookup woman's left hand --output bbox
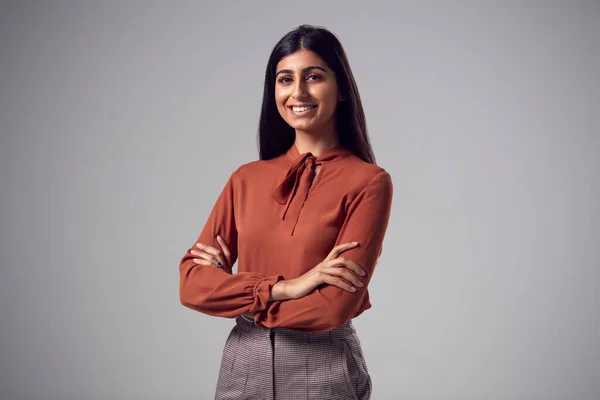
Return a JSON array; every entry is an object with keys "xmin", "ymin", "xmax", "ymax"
[
  {"xmin": 190, "ymin": 235, "xmax": 232, "ymax": 270},
  {"xmin": 190, "ymin": 236, "xmax": 254, "ymax": 320}
]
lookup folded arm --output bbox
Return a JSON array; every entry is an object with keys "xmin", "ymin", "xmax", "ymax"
[
  {"xmin": 253, "ymin": 170, "xmax": 394, "ymax": 332},
  {"xmin": 179, "ymin": 167, "xmax": 283, "ymax": 317}
]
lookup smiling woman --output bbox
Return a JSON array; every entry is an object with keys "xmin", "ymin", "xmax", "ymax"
[
  {"xmin": 274, "ymin": 50, "xmax": 343, "ymax": 135},
  {"xmin": 179, "ymin": 24, "xmax": 392, "ymax": 400}
]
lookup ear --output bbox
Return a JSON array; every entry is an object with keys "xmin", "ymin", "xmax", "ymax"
[{"xmin": 337, "ymin": 90, "xmax": 345, "ymax": 101}]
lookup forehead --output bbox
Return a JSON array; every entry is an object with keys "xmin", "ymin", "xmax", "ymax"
[{"xmin": 275, "ymin": 49, "xmax": 328, "ymax": 72}]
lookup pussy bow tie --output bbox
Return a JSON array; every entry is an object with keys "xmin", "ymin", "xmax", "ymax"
[{"xmin": 271, "ymin": 152, "xmax": 318, "ymax": 236}]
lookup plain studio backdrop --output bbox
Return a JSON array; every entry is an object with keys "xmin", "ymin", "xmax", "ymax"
[{"xmin": 0, "ymin": 1, "xmax": 598, "ymax": 399}]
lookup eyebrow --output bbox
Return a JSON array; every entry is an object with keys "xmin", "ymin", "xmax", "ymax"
[{"xmin": 275, "ymin": 65, "xmax": 328, "ymax": 77}]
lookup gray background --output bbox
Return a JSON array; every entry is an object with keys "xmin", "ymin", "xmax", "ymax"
[{"xmin": 1, "ymin": 0, "xmax": 598, "ymax": 399}]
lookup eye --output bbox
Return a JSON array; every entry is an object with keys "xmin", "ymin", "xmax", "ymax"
[
  {"xmin": 277, "ymin": 76, "xmax": 292, "ymax": 84},
  {"xmin": 307, "ymin": 74, "xmax": 322, "ymax": 81}
]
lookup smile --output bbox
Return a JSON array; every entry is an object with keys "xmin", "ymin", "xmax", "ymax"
[{"xmin": 289, "ymin": 105, "xmax": 318, "ymax": 115}]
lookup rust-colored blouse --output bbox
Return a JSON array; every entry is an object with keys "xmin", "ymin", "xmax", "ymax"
[{"xmin": 179, "ymin": 142, "xmax": 393, "ymax": 333}]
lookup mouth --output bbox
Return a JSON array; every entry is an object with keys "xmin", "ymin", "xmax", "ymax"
[{"xmin": 288, "ymin": 104, "xmax": 318, "ymax": 115}]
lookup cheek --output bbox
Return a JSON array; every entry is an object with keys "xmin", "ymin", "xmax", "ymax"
[
  {"xmin": 317, "ymin": 89, "xmax": 338, "ymax": 115},
  {"xmin": 275, "ymin": 90, "xmax": 288, "ymax": 111},
  {"xmin": 274, "ymin": 99, "xmax": 285, "ymax": 118}
]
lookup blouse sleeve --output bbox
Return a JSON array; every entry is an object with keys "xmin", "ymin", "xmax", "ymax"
[
  {"xmin": 253, "ymin": 170, "xmax": 393, "ymax": 332},
  {"xmin": 179, "ymin": 167, "xmax": 284, "ymax": 318}
]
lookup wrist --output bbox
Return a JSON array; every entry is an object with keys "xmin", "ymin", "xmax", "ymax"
[{"xmin": 270, "ymin": 280, "xmax": 292, "ymax": 301}]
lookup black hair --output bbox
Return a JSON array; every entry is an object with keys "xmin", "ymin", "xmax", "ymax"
[{"xmin": 258, "ymin": 24, "xmax": 376, "ymax": 164}]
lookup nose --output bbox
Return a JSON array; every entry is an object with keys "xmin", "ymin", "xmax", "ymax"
[{"xmin": 291, "ymin": 78, "xmax": 308, "ymax": 99}]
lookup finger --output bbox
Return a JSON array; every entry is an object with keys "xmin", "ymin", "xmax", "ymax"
[
  {"xmin": 321, "ymin": 274, "xmax": 357, "ymax": 293},
  {"xmin": 328, "ymin": 257, "xmax": 367, "ymax": 277},
  {"xmin": 322, "ymin": 265, "xmax": 364, "ymax": 288},
  {"xmin": 196, "ymin": 243, "xmax": 227, "ymax": 268},
  {"xmin": 208, "ymin": 239, "xmax": 229, "ymax": 268},
  {"xmin": 216, "ymin": 235, "xmax": 232, "ymax": 265},
  {"xmin": 195, "ymin": 243, "xmax": 221, "ymax": 256},
  {"xmin": 192, "ymin": 258, "xmax": 213, "ymax": 265},
  {"xmin": 191, "ymin": 250, "xmax": 225, "ymax": 268},
  {"xmin": 191, "ymin": 250, "xmax": 213, "ymax": 262},
  {"xmin": 327, "ymin": 242, "xmax": 359, "ymax": 260},
  {"xmin": 213, "ymin": 253, "xmax": 227, "ymax": 268}
]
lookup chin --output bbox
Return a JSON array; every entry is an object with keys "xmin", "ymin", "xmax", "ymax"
[
  {"xmin": 289, "ymin": 122, "xmax": 318, "ymax": 132},
  {"xmin": 286, "ymin": 116, "xmax": 319, "ymax": 129}
]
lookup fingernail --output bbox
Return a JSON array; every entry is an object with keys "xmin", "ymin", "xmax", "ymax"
[
  {"xmin": 350, "ymin": 286, "xmax": 356, "ymax": 292},
  {"xmin": 359, "ymin": 270, "xmax": 366, "ymax": 276}
]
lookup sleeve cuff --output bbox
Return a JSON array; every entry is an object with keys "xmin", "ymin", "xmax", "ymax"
[{"xmin": 248, "ymin": 275, "xmax": 284, "ymax": 313}]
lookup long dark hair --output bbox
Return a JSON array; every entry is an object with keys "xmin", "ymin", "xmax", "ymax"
[{"xmin": 258, "ymin": 24, "xmax": 376, "ymax": 165}]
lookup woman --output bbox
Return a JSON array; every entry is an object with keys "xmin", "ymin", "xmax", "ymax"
[{"xmin": 179, "ymin": 24, "xmax": 393, "ymax": 400}]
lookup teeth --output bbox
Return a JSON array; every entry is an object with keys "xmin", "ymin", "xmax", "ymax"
[{"xmin": 292, "ymin": 105, "xmax": 316, "ymax": 112}]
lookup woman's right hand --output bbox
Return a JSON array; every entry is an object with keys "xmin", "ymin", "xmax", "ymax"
[{"xmin": 280, "ymin": 242, "xmax": 367, "ymax": 300}]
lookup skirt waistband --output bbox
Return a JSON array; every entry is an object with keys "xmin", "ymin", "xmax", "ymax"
[{"xmin": 235, "ymin": 314, "xmax": 356, "ymax": 341}]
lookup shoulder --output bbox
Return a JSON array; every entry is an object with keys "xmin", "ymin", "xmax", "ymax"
[
  {"xmin": 227, "ymin": 155, "xmax": 289, "ymax": 184},
  {"xmin": 343, "ymin": 154, "xmax": 393, "ymax": 195}
]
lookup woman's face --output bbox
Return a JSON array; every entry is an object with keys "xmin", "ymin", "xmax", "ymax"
[{"xmin": 274, "ymin": 49, "xmax": 342, "ymax": 135}]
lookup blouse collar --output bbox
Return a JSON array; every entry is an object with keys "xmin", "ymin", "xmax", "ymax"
[
  {"xmin": 284, "ymin": 142, "xmax": 353, "ymax": 163},
  {"xmin": 272, "ymin": 142, "xmax": 353, "ymax": 235}
]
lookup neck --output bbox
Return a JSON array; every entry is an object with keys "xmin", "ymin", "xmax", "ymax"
[{"xmin": 294, "ymin": 124, "xmax": 339, "ymax": 158}]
